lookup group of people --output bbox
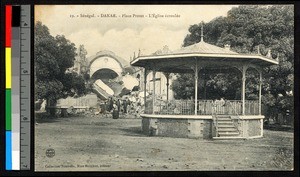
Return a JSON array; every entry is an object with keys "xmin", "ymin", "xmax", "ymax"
[
  {"xmin": 212, "ymin": 97, "xmax": 230, "ymax": 114},
  {"xmin": 100, "ymin": 94, "xmax": 144, "ymax": 118},
  {"xmin": 106, "ymin": 97, "xmax": 131, "ymax": 114}
]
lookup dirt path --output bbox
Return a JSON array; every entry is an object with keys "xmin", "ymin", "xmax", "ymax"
[{"xmin": 35, "ymin": 114, "xmax": 294, "ymax": 171}]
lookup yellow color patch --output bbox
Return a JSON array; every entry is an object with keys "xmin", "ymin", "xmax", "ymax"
[{"xmin": 6, "ymin": 48, "xmax": 11, "ymax": 89}]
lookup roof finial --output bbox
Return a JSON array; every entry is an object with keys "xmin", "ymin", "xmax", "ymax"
[
  {"xmin": 266, "ymin": 49, "xmax": 272, "ymax": 58},
  {"xmin": 276, "ymin": 52, "xmax": 280, "ymax": 61},
  {"xmin": 224, "ymin": 44, "xmax": 231, "ymax": 51},
  {"xmin": 200, "ymin": 21, "xmax": 204, "ymax": 42}
]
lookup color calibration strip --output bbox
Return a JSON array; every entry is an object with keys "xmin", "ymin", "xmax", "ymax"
[
  {"xmin": 5, "ymin": 5, "xmax": 31, "ymax": 170},
  {"xmin": 5, "ymin": 5, "xmax": 13, "ymax": 170}
]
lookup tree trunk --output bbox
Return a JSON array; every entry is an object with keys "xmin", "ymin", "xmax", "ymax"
[{"xmin": 47, "ymin": 98, "xmax": 57, "ymax": 117}]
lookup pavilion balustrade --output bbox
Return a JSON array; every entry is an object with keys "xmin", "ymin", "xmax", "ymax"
[
  {"xmin": 245, "ymin": 100, "xmax": 259, "ymax": 115},
  {"xmin": 144, "ymin": 99, "xmax": 259, "ymax": 115}
]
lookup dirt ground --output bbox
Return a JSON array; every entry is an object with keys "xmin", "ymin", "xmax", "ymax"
[{"xmin": 35, "ymin": 113, "xmax": 294, "ymax": 171}]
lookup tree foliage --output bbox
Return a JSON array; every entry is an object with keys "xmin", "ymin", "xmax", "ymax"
[
  {"xmin": 35, "ymin": 21, "xmax": 87, "ymax": 105},
  {"xmin": 172, "ymin": 69, "xmax": 243, "ymax": 100},
  {"xmin": 172, "ymin": 74, "xmax": 195, "ymax": 99},
  {"xmin": 173, "ymin": 5, "xmax": 294, "ymax": 122}
]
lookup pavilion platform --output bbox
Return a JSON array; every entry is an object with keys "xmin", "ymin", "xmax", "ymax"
[{"xmin": 141, "ymin": 99, "xmax": 263, "ymax": 139}]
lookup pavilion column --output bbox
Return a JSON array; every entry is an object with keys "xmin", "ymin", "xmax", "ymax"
[
  {"xmin": 259, "ymin": 70, "xmax": 262, "ymax": 115},
  {"xmin": 203, "ymin": 72, "xmax": 207, "ymax": 100},
  {"xmin": 166, "ymin": 79, "xmax": 169, "ymax": 101},
  {"xmin": 193, "ymin": 60, "xmax": 200, "ymax": 115},
  {"xmin": 160, "ymin": 73, "xmax": 162, "ymax": 95},
  {"xmin": 163, "ymin": 72, "xmax": 170, "ymax": 101},
  {"xmin": 152, "ymin": 69, "xmax": 156, "ymax": 114},
  {"xmin": 241, "ymin": 65, "xmax": 248, "ymax": 115},
  {"xmin": 143, "ymin": 68, "xmax": 148, "ymax": 112}
]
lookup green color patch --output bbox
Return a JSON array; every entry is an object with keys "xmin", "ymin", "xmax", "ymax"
[{"xmin": 6, "ymin": 89, "xmax": 11, "ymax": 130}]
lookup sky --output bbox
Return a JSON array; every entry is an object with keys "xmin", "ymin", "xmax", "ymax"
[{"xmin": 35, "ymin": 5, "xmax": 238, "ymax": 61}]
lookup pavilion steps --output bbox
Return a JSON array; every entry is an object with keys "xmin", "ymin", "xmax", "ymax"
[
  {"xmin": 214, "ymin": 115, "xmax": 241, "ymax": 139},
  {"xmin": 218, "ymin": 124, "xmax": 235, "ymax": 128},
  {"xmin": 217, "ymin": 127, "xmax": 237, "ymax": 132},
  {"xmin": 213, "ymin": 136, "xmax": 246, "ymax": 140}
]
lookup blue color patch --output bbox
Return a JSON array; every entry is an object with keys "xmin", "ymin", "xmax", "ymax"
[{"xmin": 6, "ymin": 131, "xmax": 12, "ymax": 170}]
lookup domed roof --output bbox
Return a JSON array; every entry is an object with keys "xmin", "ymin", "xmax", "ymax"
[{"xmin": 173, "ymin": 41, "xmax": 238, "ymax": 55}]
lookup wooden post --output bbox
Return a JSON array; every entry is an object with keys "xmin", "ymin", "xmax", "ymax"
[
  {"xmin": 152, "ymin": 69, "xmax": 156, "ymax": 114},
  {"xmin": 259, "ymin": 71, "xmax": 262, "ymax": 115},
  {"xmin": 241, "ymin": 65, "xmax": 247, "ymax": 116}
]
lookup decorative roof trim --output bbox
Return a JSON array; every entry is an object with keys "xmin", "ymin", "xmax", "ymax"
[{"xmin": 131, "ymin": 53, "xmax": 279, "ymax": 66}]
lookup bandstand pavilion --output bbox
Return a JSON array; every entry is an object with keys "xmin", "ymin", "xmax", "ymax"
[{"xmin": 130, "ymin": 29, "xmax": 279, "ymax": 139}]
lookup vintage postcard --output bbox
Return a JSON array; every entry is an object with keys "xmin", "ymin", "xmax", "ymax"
[{"xmin": 34, "ymin": 4, "xmax": 294, "ymax": 171}]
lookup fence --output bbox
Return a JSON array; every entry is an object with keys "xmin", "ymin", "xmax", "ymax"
[
  {"xmin": 145, "ymin": 99, "xmax": 259, "ymax": 115},
  {"xmin": 56, "ymin": 94, "xmax": 98, "ymax": 108}
]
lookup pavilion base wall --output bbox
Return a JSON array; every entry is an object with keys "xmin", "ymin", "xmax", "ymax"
[
  {"xmin": 142, "ymin": 114, "xmax": 264, "ymax": 139},
  {"xmin": 232, "ymin": 115, "xmax": 264, "ymax": 138},
  {"xmin": 141, "ymin": 115, "xmax": 213, "ymax": 139}
]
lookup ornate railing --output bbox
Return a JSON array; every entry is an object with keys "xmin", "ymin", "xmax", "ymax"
[
  {"xmin": 245, "ymin": 100, "xmax": 259, "ymax": 115},
  {"xmin": 145, "ymin": 99, "xmax": 195, "ymax": 115},
  {"xmin": 144, "ymin": 99, "xmax": 259, "ymax": 115},
  {"xmin": 228, "ymin": 101, "xmax": 241, "ymax": 134}
]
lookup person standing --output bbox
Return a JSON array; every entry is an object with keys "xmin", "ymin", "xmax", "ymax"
[
  {"xmin": 220, "ymin": 97, "xmax": 225, "ymax": 114},
  {"xmin": 109, "ymin": 97, "xmax": 114, "ymax": 112},
  {"xmin": 123, "ymin": 98, "xmax": 127, "ymax": 114},
  {"xmin": 112, "ymin": 100, "xmax": 119, "ymax": 119},
  {"xmin": 103, "ymin": 101, "xmax": 107, "ymax": 115},
  {"xmin": 126, "ymin": 98, "xmax": 131, "ymax": 114},
  {"xmin": 212, "ymin": 99, "xmax": 217, "ymax": 114},
  {"xmin": 117, "ymin": 99, "xmax": 121, "ymax": 113}
]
